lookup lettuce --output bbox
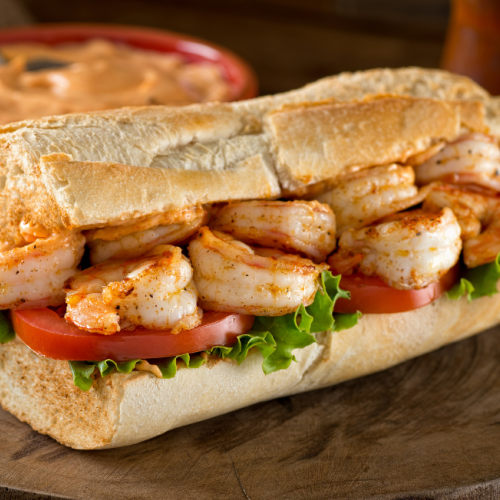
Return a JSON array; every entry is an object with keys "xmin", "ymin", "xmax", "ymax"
[
  {"xmin": 153, "ymin": 353, "xmax": 206, "ymax": 378},
  {"xmin": 69, "ymin": 354, "xmax": 207, "ymax": 391},
  {"xmin": 69, "ymin": 362, "xmax": 99, "ymax": 391},
  {"xmin": 447, "ymin": 253, "xmax": 500, "ymax": 301},
  {"xmin": 0, "ymin": 311, "xmax": 15, "ymax": 344},
  {"xmin": 69, "ymin": 271, "xmax": 361, "ymax": 391},
  {"xmin": 210, "ymin": 271, "xmax": 360, "ymax": 374}
]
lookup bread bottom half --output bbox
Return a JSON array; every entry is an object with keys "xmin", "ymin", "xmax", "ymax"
[{"xmin": 1, "ymin": 293, "xmax": 500, "ymax": 450}]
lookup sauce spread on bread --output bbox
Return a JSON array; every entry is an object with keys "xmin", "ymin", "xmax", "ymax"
[{"xmin": 0, "ymin": 39, "xmax": 230, "ymax": 124}]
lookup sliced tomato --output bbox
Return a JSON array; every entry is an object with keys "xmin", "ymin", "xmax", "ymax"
[
  {"xmin": 12, "ymin": 309, "xmax": 254, "ymax": 362},
  {"xmin": 334, "ymin": 266, "xmax": 459, "ymax": 314}
]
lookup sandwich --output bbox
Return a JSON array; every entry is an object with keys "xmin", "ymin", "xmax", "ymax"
[{"xmin": 1, "ymin": 67, "xmax": 500, "ymax": 450}]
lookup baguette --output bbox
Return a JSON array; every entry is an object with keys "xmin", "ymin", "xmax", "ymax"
[
  {"xmin": 0, "ymin": 68, "xmax": 490, "ymax": 243},
  {"xmin": 1, "ymin": 292, "xmax": 499, "ymax": 450},
  {"xmin": 0, "ymin": 67, "xmax": 499, "ymax": 450}
]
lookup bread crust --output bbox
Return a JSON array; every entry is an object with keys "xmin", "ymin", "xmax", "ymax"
[
  {"xmin": 0, "ymin": 67, "xmax": 498, "ymax": 450},
  {"xmin": 267, "ymin": 97, "xmax": 477, "ymax": 192},
  {"xmin": 0, "ymin": 68, "xmax": 491, "ymax": 242},
  {"xmin": 1, "ymin": 292, "xmax": 499, "ymax": 450}
]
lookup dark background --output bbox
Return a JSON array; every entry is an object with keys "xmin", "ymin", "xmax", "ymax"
[{"xmin": 2, "ymin": 0, "xmax": 450, "ymax": 96}]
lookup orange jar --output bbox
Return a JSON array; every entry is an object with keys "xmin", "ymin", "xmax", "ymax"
[{"xmin": 442, "ymin": 0, "xmax": 500, "ymax": 94}]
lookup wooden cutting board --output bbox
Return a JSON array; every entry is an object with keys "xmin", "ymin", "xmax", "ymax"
[{"xmin": 1, "ymin": 325, "xmax": 500, "ymax": 500}]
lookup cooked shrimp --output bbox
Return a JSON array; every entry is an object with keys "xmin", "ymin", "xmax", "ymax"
[
  {"xmin": 0, "ymin": 231, "xmax": 85, "ymax": 309},
  {"xmin": 414, "ymin": 133, "xmax": 500, "ymax": 191},
  {"xmin": 464, "ymin": 210, "xmax": 500, "ymax": 268},
  {"xmin": 329, "ymin": 208, "xmax": 462, "ymax": 290},
  {"xmin": 19, "ymin": 221, "xmax": 52, "ymax": 244},
  {"xmin": 188, "ymin": 227, "xmax": 327, "ymax": 316},
  {"xmin": 85, "ymin": 205, "xmax": 208, "ymax": 265},
  {"xmin": 210, "ymin": 200, "xmax": 336, "ymax": 263},
  {"xmin": 64, "ymin": 245, "xmax": 201, "ymax": 334},
  {"xmin": 423, "ymin": 184, "xmax": 492, "ymax": 240},
  {"xmin": 422, "ymin": 183, "xmax": 500, "ymax": 268},
  {"xmin": 316, "ymin": 164, "xmax": 428, "ymax": 234}
]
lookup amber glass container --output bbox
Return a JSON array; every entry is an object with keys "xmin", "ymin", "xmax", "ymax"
[{"xmin": 442, "ymin": 0, "xmax": 500, "ymax": 95}]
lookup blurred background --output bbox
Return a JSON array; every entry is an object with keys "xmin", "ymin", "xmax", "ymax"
[{"xmin": 0, "ymin": 0, "xmax": 451, "ymax": 95}]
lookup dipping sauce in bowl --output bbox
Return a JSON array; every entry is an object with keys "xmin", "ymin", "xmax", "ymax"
[{"xmin": 0, "ymin": 24, "xmax": 257, "ymax": 124}]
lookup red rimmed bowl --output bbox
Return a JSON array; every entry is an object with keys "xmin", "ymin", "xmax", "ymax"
[{"xmin": 0, "ymin": 23, "xmax": 258, "ymax": 102}]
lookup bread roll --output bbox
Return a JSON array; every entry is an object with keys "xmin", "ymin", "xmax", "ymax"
[
  {"xmin": 0, "ymin": 67, "xmax": 498, "ymax": 450},
  {"xmin": 1, "ymin": 292, "xmax": 499, "ymax": 450},
  {"xmin": 0, "ymin": 68, "xmax": 489, "ymax": 243}
]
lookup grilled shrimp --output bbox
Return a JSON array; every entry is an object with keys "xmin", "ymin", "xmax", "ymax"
[
  {"xmin": 0, "ymin": 231, "xmax": 85, "ymax": 309},
  {"xmin": 188, "ymin": 227, "xmax": 327, "ymax": 316},
  {"xmin": 423, "ymin": 184, "xmax": 491, "ymax": 240},
  {"xmin": 423, "ymin": 184, "xmax": 500, "ymax": 268},
  {"xmin": 64, "ymin": 245, "xmax": 201, "ymax": 334},
  {"xmin": 413, "ymin": 133, "xmax": 500, "ymax": 191},
  {"xmin": 86, "ymin": 205, "xmax": 208, "ymax": 265},
  {"xmin": 210, "ymin": 200, "xmax": 336, "ymax": 263},
  {"xmin": 316, "ymin": 164, "xmax": 428, "ymax": 235},
  {"xmin": 329, "ymin": 208, "xmax": 462, "ymax": 290},
  {"xmin": 464, "ymin": 211, "xmax": 500, "ymax": 268}
]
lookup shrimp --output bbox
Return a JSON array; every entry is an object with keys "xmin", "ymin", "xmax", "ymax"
[
  {"xmin": 422, "ymin": 184, "xmax": 492, "ymax": 240},
  {"xmin": 64, "ymin": 245, "xmax": 201, "ymax": 334},
  {"xmin": 413, "ymin": 133, "xmax": 500, "ymax": 191},
  {"xmin": 0, "ymin": 231, "xmax": 85, "ymax": 309},
  {"xmin": 210, "ymin": 200, "xmax": 336, "ymax": 263},
  {"xmin": 85, "ymin": 205, "xmax": 208, "ymax": 265},
  {"xmin": 188, "ymin": 227, "xmax": 327, "ymax": 316},
  {"xmin": 328, "ymin": 208, "xmax": 462, "ymax": 290},
  {"xmin": 464, "ymin": 211, "xmax": 500, "ymax": 268},
  {"xmin": 316, "ymin": 164, "xmax": 429, "ymax": 235},
  {"xmin": 423, "ymin": 184, "xmax": 500, "ymax": 268}
]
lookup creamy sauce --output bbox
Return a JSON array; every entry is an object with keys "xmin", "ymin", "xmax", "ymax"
[{"xmin": 0, "ymin": 39, "xmax": 231, "ymax": 124}]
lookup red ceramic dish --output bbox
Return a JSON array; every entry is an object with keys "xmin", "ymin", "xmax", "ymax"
[{"xmin": 0, "ymin": 23, "xmax": 258, "ymax": 101}]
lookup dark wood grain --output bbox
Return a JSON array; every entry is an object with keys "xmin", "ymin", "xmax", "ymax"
[{"xmin": 1, "ymin": 325, "xmax": 500, "ymax": 500}]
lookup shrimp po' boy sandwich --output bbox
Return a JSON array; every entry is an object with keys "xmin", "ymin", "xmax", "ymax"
[{"xmin": 1, "ymin": 68, "xmax": 500, "ymax": 450}]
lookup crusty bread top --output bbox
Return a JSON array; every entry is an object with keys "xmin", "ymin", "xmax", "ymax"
[
  {"xmin": 267, "ymin": 98, "xmax": 484, "ymax": 192},
  {"xmin": 0, "ymin": 67, "xmax": 491, "ymax": 242}
]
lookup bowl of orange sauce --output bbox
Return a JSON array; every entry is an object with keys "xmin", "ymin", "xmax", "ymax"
[{"xmin": 0, "ymin": 23, "xmax": 258, "ymax": 124}]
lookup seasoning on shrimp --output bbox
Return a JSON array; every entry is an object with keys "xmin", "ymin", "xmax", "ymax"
[
  {"xmin": 422, "ymin": 184, "xmax": 492, "ymax": 240},
  {"xmin": 413, "ymin": 133, "xmax": 500, "ymax": 191},
  {"xmin": 423, "ymin": 184, "xmax": 500, "ymax": 268},
  {"xmin": 329, "ymin": 208, "xmax": 462, "ymax": 290},
  {"xmin": 210, "ymin": 200, "xmax": 336, "ymax": 263},
  {"xmin": 316, "ymin": 164, "xmax": 429, "ymax": 235},
  {"xmin": 188, "ymin": 227, "xmax": 327, "ymax": 316},
  {"xmin": 64, "ymin": 245, "xmax": 201, "ymax": 334},
  {"xmin": 85, "ymin": 205, "xmax": 208, "ymax": 265},
  {"xmin": 0, "ymin": 231, "xmax": 85, "ymax": 310}
]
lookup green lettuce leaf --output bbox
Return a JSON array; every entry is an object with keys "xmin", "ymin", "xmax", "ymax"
[
  {"xmin": 252, "ymin": 311, "xmax": 317, "ymax": 374},
  {"xmin": 446, "ymin": 278, "xmax": 475, "ymax": 301},
  {"xmin": 69, "ymin": 362, "xmax": 97, "ymax": 391},
  {"xmin": 154, "ymin": 353, "xmax": 206, "ymax": 378},
  {"xmin": 69, "ymin": 354, "xmax": 207, "ymax": 391},
  {"xmin": 334, "ymin": 311, "xmax": 363, "ymax": 332},
  {"xmin": 95, "ymin": 359, "xmax": 142, "ymax": 377},
  {"xmin": 210, "ymin": 330, "xmax": 276, "ymax": 364},
  {"xmin": 209, "ymin": 270, "xmax": 361, "ymax": 375},
  {"xmin": 0, "ymin": 311, "xmax": 15, "ymax": 344},
  {"xmin": 69, "ymin": 271, "xmax": 360, "ymax": 390},
  {"xmin": 69, "ymin": 359, "xmax": 142, "ymax": 391},
  {"xmin": 447, "ymin": 253, "xmax": 500, "ymax": 301}
]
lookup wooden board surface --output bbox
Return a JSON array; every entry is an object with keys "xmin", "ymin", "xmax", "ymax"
[{"xmin": 1, "ymin": 327, "xmax": 500, "ymax": 499}]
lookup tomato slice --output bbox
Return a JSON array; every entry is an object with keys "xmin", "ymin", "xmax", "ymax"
[
  {"xmin": 12, "ymin": 309, "xmax": 254, "ymax": 362},
  {"xmin": 334, "ymin": 266, "xmax": 459, "ymax": 314}
]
